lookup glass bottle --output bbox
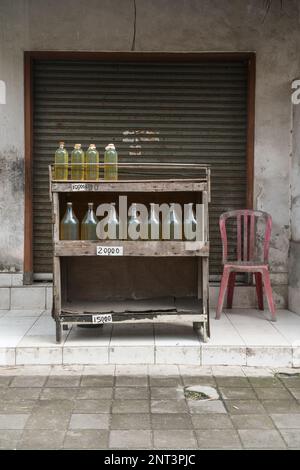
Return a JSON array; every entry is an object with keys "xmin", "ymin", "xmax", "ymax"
[
  {"xmin": 184, "ymin": 203, "xmax": 197, "ymax": 241},
  {"xmin": 60, "ymin": 202, "xmax": 79, "ymax": 240},
  {"xmin": 81, "ymin": 202, "xmax": 98, "ymax": 240},
  {"xmin": 128, "ymin": 203, "xmax": 141, "ymax": 240},
  {"xmin": 54, "ymin": 141, "xmax": 68, "ymax": 180},
  {"xmin": 163, "ymin": 203, "xmax": 182, "ymax": 240},
  {"xmin": 85, "ymin": 144, "xmax": 99, "ymax": 180},
  {"xmin": 104, "ymin": 143, "xmax": 118, "ymax": 180},
  {"xmin": 104, "ymin": 203, "xmax": 119, "ymax": 240},
  {"xmin": 148, "ymin": 203, "xmax": 160, "ymax": 240},
  {"xmin": 71, "ymin": 143, "xmax": 85, "ymax": 180}
]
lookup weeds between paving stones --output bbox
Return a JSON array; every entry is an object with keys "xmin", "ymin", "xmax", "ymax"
[{"xmin": 184, "ymin": 385, "xmax": 219, "ymax": 401}]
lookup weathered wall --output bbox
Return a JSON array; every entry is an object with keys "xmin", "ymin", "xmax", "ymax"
[
  {"xmin": 289, "ymin": 95, "xmax": 300, "ymax": 313},
  {"xmin": 0, "ymin": 0, "xmax": 299, "ymax": 306}
]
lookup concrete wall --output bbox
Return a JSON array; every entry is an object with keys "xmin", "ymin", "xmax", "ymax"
[
  {"xmin": 0, "ymin": 0, "xmax": 300, "ymax": 307},
  {"xmin": 289, "ymin": 94, "xmax": 300, "ymax": 313}
]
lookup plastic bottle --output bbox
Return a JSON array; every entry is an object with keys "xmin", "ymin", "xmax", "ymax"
[
  {"xmin": 60, "ymin": 202, "xmax": 79, "ymax": 240},
  {"xmin": 71, "ymin": 143, "xmax": 85, "ymax": 180},
  {"xmin": 85, "ymin": 144, "xmax": 99, "ymax": 180},
  {"xmin": 184, "ymin": 203, "xmax": 197, "ymax": 241},
  {"xmin": 54, "ymin": 141, "xmax": 68, "ymax": 180},
  {"xmin": 81, "ymin": 202, "xmax": 98, "ymax": 240},
  {"xmin": 104, "ymin": 143, "xmax": 118, "ymax": 180}
]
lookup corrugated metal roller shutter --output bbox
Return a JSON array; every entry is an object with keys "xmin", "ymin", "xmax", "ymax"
[{"xmin": 33, "ymin": 59, "xmax": 248, "ymax": 276}]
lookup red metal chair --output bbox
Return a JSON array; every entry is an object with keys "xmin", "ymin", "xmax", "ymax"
[{"xmin": 216, "ymin": 209, "xmax": 276, "ymax": 321}]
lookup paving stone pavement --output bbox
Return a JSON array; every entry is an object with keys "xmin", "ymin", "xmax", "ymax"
[{"xmin": 0, "ymin": 365, "xmax": 299, "ymax": 449}]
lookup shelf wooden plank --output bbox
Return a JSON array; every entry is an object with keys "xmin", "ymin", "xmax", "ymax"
[
  {"xmin": 51, "ymin": 180, "xmax": 208, "ymax": 193},
  {"xmin": 54, "ymin": 240, "xmax": 209, "ymax": 257}
]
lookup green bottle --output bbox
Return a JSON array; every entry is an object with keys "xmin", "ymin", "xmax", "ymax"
[
  {"xmin": 54, "ymin": 141, "xmax": 68, "ymax": 180},
  {"xmin": 104, "ymin": 143, "xmax": 118, "ymax": 180},
  {"xmin": 60, "ymin": 202, "xmax": 79, "ymax": 240},
  {"xmin": 85, "ymin": 144, "xmax": 99, "ymax": 180},
  {"xmin": 71, "ymin": 143, "xmax": 85, "ymax": 180},
  {"xmin": 81, "ymin": 202, "xmax": 98, "ymax": 240}
]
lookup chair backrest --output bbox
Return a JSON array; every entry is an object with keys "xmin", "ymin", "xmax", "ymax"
[{"xmin": 219, "ymin": 210, "xmax": 272, "ymax": 264}]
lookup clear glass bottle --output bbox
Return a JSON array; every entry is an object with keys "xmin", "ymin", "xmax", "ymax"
[
  {"xmin": 104, "ymin": 143, "xmax": 118, "ymax": 180},
  {"xmin": 54, "ymin": 141, "xmax": 68, "ymax": 180},
  {"xmin": 184, "ymin": 203, "xmax": 197, "ymax": 241},
  {"xmin": 60, "ymin": 202, "xmax": 79, "ymax": 240},
  {"xmin": 105, "ymin": 202, "xmax": 119, "ymax": 240},
  {"xmin": 128, "ymin": 203, "xmax": 141, "ymax": 240},
  {"xmin": 71, "ymin": 143, "xmax": 85, "ymax": 180},
  {"xmin": 164, "ymin": 203, "xmax": 182, "ymax": 240},
  {"xmin": 81, "ymin": 202, "xmax": 98, "ymax": 240},
  {"xmin": 85, "ymin": 144, "xmax": 99, "ymax": 180},
  {"xmin": 148, "ymin": 203, "xmax": 160, "ymax": 240}
]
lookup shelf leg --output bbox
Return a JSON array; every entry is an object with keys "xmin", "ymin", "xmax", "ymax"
[
  {"xmin": 56, "ymin": 320, "xmax": 62, "ymax": 343},
  {"xmin": 63, "ymin": 324, "xmax": 69, "ymax": 331}
]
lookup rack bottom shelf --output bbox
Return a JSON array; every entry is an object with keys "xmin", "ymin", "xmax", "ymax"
[{"xmin": 53, "ymin": 296, "xmax": 209, "ymax": 343}]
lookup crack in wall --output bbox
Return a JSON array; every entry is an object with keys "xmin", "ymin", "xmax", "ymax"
[{"xmin": 131, "ymin": 0, "xmax": 136, "ymax": 51}]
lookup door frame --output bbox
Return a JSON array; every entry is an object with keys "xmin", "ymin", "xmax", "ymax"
[{"xmin": 23, "ymin": 51, "xmax": 255, "ymax": 284}]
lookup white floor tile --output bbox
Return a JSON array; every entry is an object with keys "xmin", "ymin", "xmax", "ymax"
[
  {"xmin": 82, "ymin": 364, "xmax": 115, "ymax": 375},
  {"xmin": 110, "ymin": 346, "xmax": 154, "ymax": 364},
  {"xmin": 0, "ymin": 348, "xmax": 15, "ymax": 365},
  {"xmin": 3, "ymin": 310, "xmax": 44, "ymax": 317},
  {"xmin": 211, "ymin": 365, "xmax": 246, "ymax": 376},
  {"xmin": 16, "ymin": 347, "xmax": 62, "ymax": 365},
  {"xmin": 111, "ymin": 323, "xmax": 154, "ymax": 346},
  {"xmin": 63, "ymin": 347, "xmax": 109, "ymax": 365},
  {"xmin": 155, "ymin": 346, "xmax": 200, "ymax": 365},
  {"xmin": 154, "ymin": 323, "xmax": 200, "ymax": 346},
  {"xmin": 49, "ymin": 365, "xmax": 84, "ymax": 375},
  {"xmin": 246, "ymin": 346, "xmax": 293, "ymax": 367},
  {"xmin": 202, "ymin": 346, "xmax": 247, "ymax": 366},
  {"xmin": 65, "ymin": 325, "xmax": 112, "ymax": 346}
]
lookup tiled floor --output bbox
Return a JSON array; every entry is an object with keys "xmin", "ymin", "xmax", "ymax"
[
  {"xmin": 0, "ymin": 365, "xmax": 299, "ymax": 449},
  {"xmin": 0, "ymin": 309, "xmax": 299, "ymax": 366}
]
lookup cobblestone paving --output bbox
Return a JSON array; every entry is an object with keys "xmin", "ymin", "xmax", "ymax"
[{"xmin": 0, "ymin": 366, "xmax": 299, "ymax": 449}]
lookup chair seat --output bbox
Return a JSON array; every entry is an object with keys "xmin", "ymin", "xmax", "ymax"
[{"xmin": 224, "ymin": 261, "xmax": 268, "ymax": 272}]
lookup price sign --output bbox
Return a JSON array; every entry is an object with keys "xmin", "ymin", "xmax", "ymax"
[{"xmin": 96, "ymin": 246, "xmax": 124, "ymax": 256}]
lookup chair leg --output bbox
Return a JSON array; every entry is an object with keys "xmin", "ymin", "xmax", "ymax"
[
  {"xmin": 227, "ymin": 272, "xmax": 236, "ymax": 308},
  {"xmin": 262, "ymin": 269, "xmax": 276, "ymax": 321},
  {"xmin": 216, "ymin": 267, "xmax": 230, "ymax": 319},
  {"xmin": 255, "ymin": 272, "xmax": 264, "ymax": 310}
]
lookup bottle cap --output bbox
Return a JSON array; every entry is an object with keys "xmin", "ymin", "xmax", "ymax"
[
  {"xmin": 59, "ymin": 141, "xmax": 64, "ymax": 147},
  {"xmin": 89, "ymin": 144, "xmax": 96, "ymax": 149},
  {"xmin": 88, "ymin": 202, "xmax": 93, "ymax": 207},
  {"xmin": 74, "ymin": 143, "xmax": 81, "ymax": 149},
  {"xmin": 105, "ymin": 143, "xmax": 115, "ymax": 151},
  {"xmin": 67, "ymin": 202, "xmax": 72, "ymax": 206}
]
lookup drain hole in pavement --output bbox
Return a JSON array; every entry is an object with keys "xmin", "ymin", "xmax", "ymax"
[{"xmin": 184, "ymin": 385, "xmax": 219, "ymax": 401}]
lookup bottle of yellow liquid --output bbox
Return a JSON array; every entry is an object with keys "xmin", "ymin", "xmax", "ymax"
[
  {"xmin": 85, "ymin": 144, "xmax": 99, "ymax": 180},
  {"xmin": 54, "ymin": 141, "xmax": 68, "ymax": 180},
  {"xmin": 60, "ymin": 202, "xmax": 79, "ymax": 240},
  {"xmin": 81, "ymin": 203, "xmax": 98, "ymax": 240},
  {"xmin": 71, "ymin": 143, "xmax": 85, "ymax": 180},
  {"xmin": 104, "ymin": 143, "xmax": 118, "ymax": 180}
]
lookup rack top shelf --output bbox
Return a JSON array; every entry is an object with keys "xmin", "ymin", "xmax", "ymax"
[{"xmin": 50, "ymin": 163, "xmax": 211, "ymax": 194}]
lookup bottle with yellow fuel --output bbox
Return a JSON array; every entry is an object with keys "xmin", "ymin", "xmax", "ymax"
[
  {"xmin": 71, "ymin": 144, "xmax": 85, "ymax": 180},
  {"xmin": 54, "ymin": 141, "xmax": 68, "ymax": 180},
  {"xmin": 85, "ymin": 144, "xmax": 99, "ymax": 180},
  {"xmin": 104, "ymin": 143, "xmax": 118, "ymax": 180}
]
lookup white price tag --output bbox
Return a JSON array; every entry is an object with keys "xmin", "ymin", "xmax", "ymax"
[
  {"xmin": 71, "ymin": 183, "xmax": 91, "ymax": 191},
  {"xmin": 97, "ymin": 246, "xmax": 123, "ymax": 256},
  {"xmin": 92, "ymin": 314, "xmax": 112, "ymax": 324}
]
